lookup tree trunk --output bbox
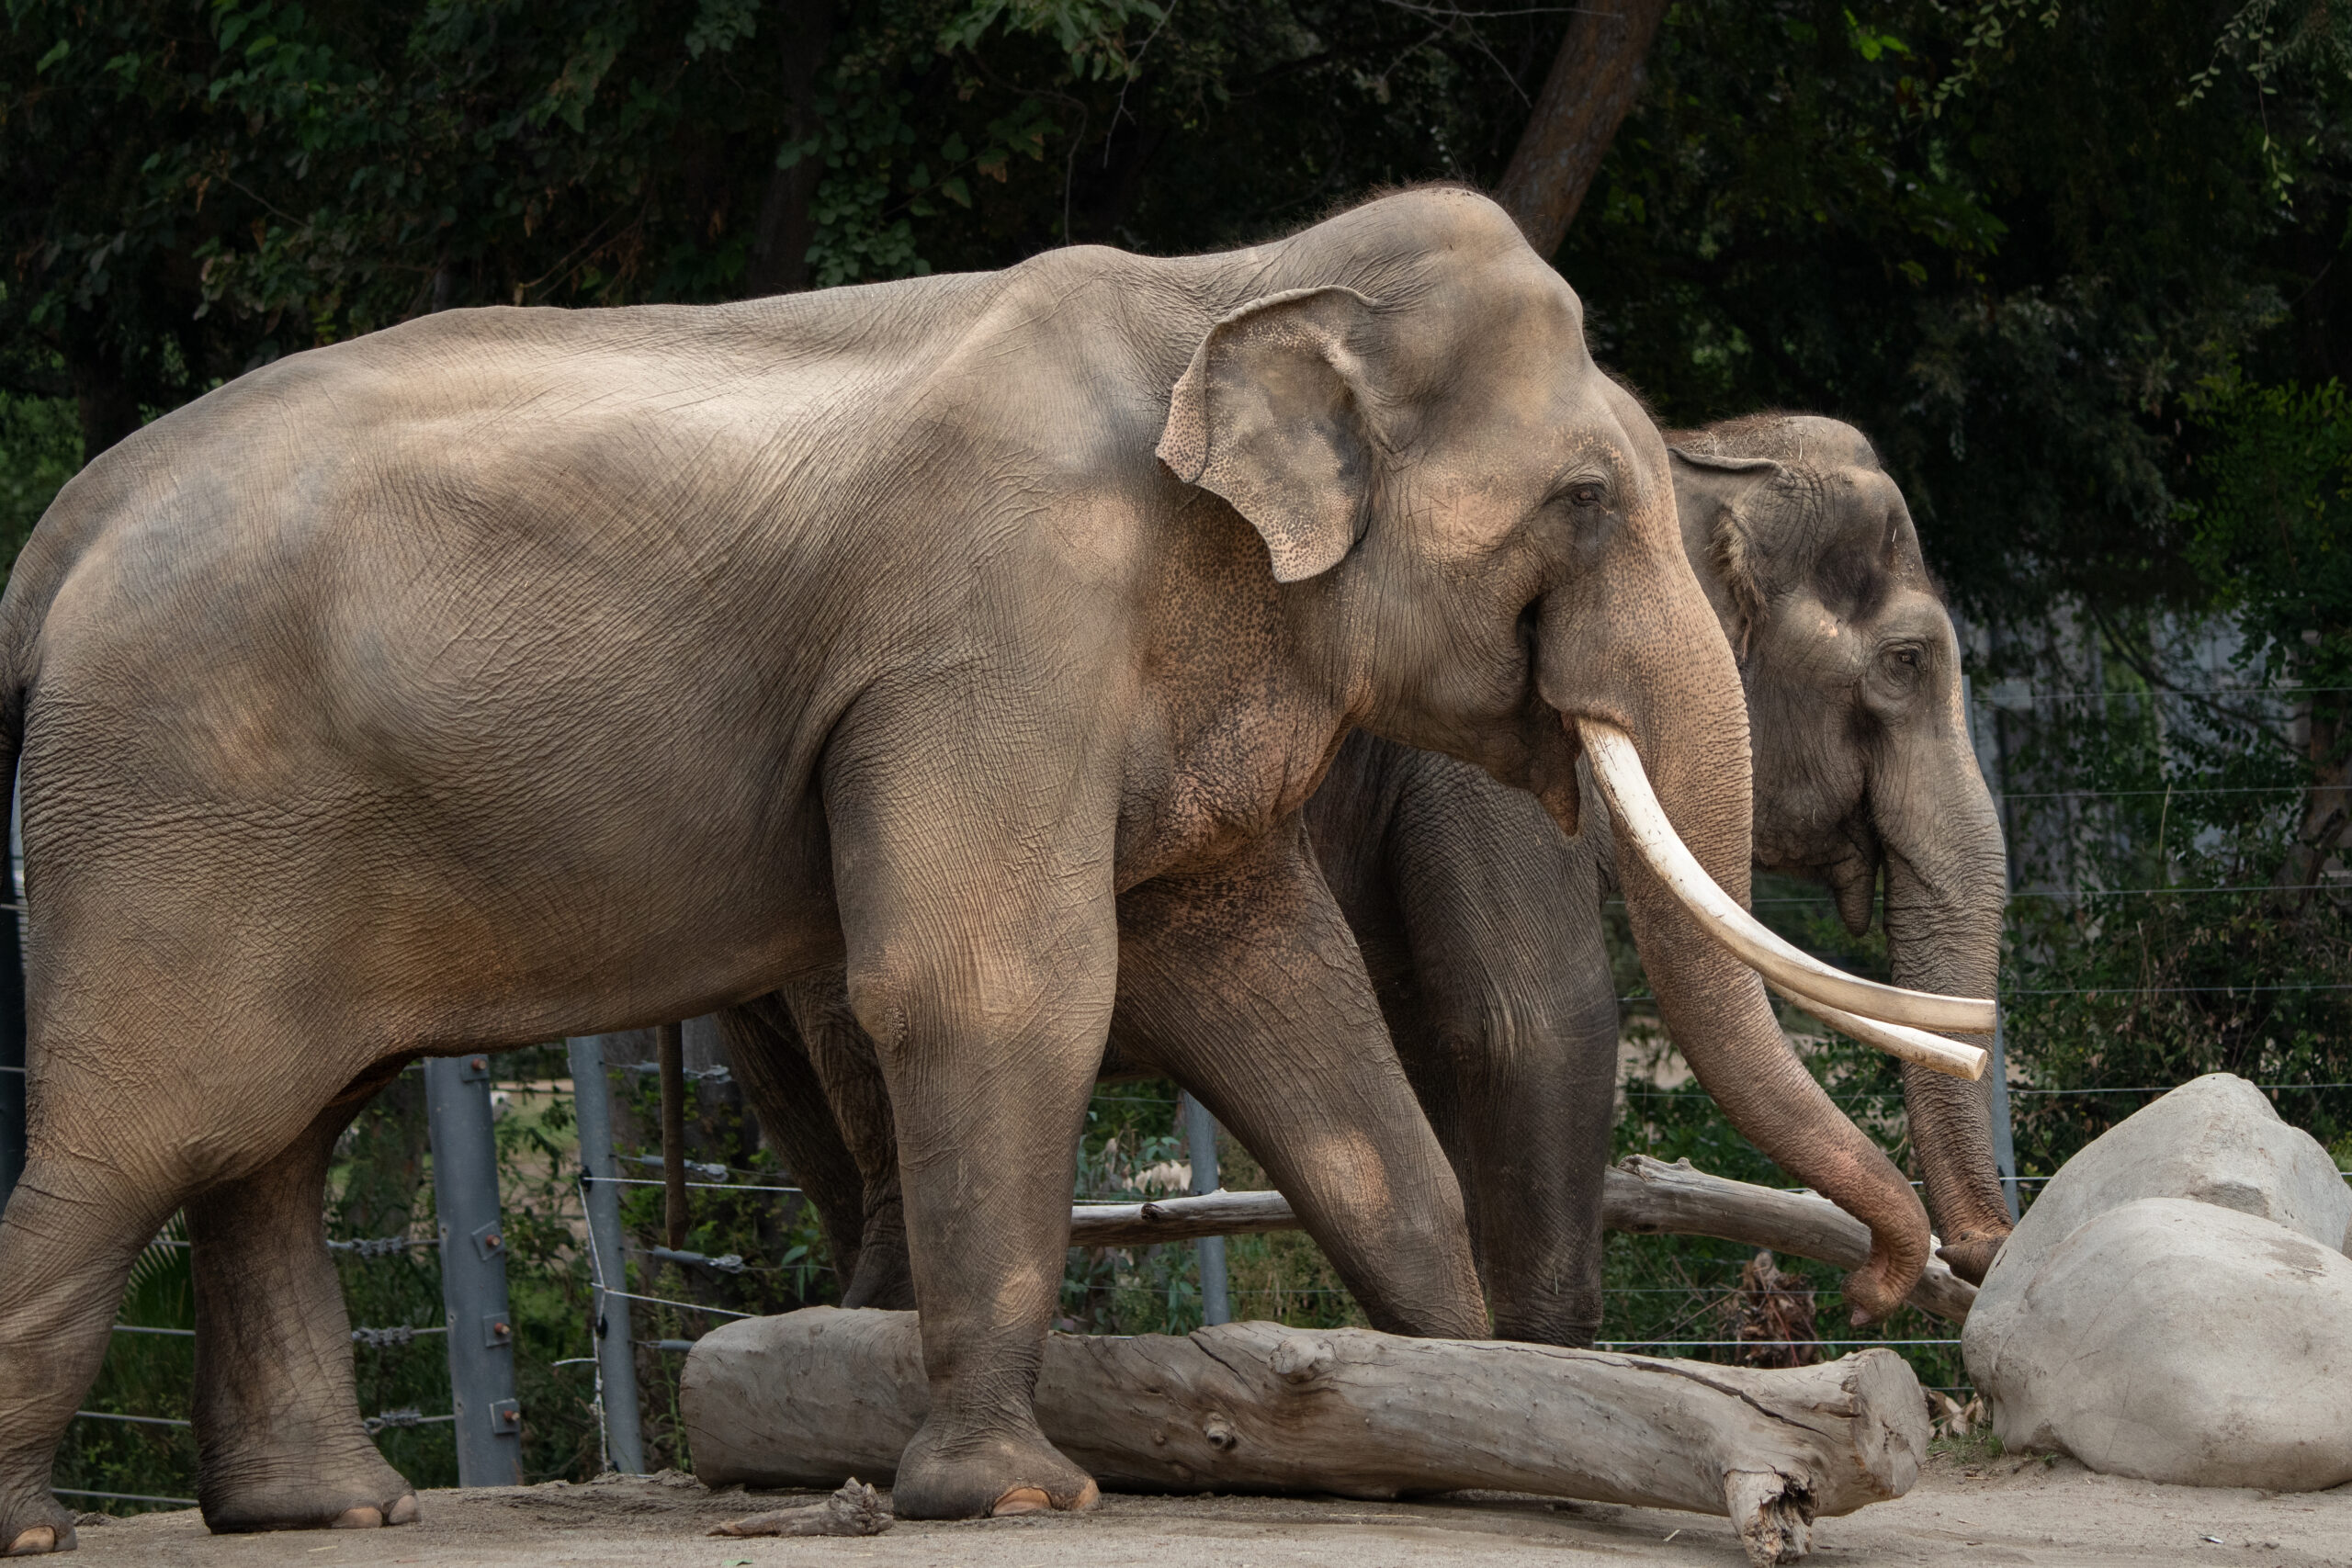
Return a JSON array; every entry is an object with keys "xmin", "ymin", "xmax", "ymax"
[
  {"xmin": 1492, "ymin": 0, "xmax": 1671, "ymax": 259},
  {"xmin": 2272, "ymin": 688, "xmax": 2350, "ymax": 914},
  {"xmin": 745, "ymin": 0, "xmax": 838, "ymax": 297},
  {"xmin": 684, "ymin": 1308, "xmax": 1928, "ymax": 1566},
  {"xmin": 1066, "ymin": 1155, "xmax": 1978, "ymax": 1322},
  {"xmin": 63, "ymin": 327, "xmax": 142, "ymax": 459}
]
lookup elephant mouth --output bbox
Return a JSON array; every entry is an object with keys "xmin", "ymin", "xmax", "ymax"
[{"xmin": 1577, "ymin": 717, "xmax": 1990, "ymax": 1082}]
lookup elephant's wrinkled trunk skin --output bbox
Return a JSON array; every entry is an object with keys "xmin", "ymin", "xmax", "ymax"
[
  {"xmin": 1879, "ymin": 751, "xmax": 2014, "ymax": 1282},
  {"xmin": 1553, "ymin": 640, "xmax": 1931, "ymax": 1321}
]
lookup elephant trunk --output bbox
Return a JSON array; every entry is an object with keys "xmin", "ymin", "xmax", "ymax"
[
  {"xmin": 1880, "ymin": 768, "xmax": 2014, "ymax": 1283},
  {"xmin": 1579, "ymin": 707, "xmax": 1931, "ymax": 1322}
]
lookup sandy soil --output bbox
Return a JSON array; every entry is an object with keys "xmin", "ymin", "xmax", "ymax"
[{"xmin": 59, "ymin": 1452, "xmax": 2350, "ymax": 1568}]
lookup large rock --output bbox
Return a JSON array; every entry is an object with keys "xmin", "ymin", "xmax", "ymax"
[
  {"xmin": 1966, "ymin": 1198, "xmax": 2352, "ymax": 1489},
  {"xmin": 1963, "ymin": 1074, "xmax": 2352, "ymax": 1489}
]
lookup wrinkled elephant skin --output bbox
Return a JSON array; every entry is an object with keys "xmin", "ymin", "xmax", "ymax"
[{"xmin": 0, "ymin": 189, "xmax": 1910, "ymax": 1545}]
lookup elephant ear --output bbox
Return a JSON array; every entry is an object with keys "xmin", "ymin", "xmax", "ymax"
[
  {"xmin": 1668, "ymin": 447, "xmax": 1783, "ymax": 664},
  {"xmin": 1158, "ymin": 287, "xmax": 1386, "ymax": 583}
]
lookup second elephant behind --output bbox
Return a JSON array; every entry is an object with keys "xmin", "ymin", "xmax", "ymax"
[{"xmin": 725, "ymin": 411, "xmax": 2011, "ymax": 1345}]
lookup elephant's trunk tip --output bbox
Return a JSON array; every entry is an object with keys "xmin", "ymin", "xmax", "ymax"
[{"xmin": 1843, "ymin": 1238, "xmax": 1929, "ymax": 1326}]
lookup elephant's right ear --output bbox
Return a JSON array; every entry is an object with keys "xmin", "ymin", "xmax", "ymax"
[
  {"xmin": 1668, "ymin": 447, "xmax": 1782, "ymax": 663},
  {"xmin": 1158, "ymin": 287, "xmax": 1386, "ymax": 583}
]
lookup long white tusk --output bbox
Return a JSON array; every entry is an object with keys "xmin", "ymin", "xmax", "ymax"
[
  {"xmin": 1768, "ymin": 985, "xmax": 1987, "ymax": 1080},
  {"xmin": 1578, "ymin": 717, "xmax": 1997, "ymax": 1038}
]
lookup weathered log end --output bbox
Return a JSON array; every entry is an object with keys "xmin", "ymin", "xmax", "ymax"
[
  {"xmin": 1725, "ymin": 1470, "xmax": 1812, "ymax": 1566},
  {"xmin": 682, "ymin": 1308, "xmax": 1928, "ymax": 1563},
  {"xmin": 1699, "ymin": 1346, "xmax": 1931, "ymax": 1565}
]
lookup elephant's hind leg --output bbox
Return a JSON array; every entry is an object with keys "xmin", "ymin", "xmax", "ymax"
[
  {"xmin": 1115, "ymin": 818, "xmax": 1487, "ymax": 1340},
  {"xmin": 0, "ymin": 1150, "xmax": 178, "ymax": 1556},
  {"xmin": 186, "ymin": 1078, "xmax": 415, "ymax": 1535}
]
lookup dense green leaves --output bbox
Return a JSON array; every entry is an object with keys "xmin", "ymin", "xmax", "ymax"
[{"xmin": 2187, "ymin": 378, "xmax": 2352, "ymax": 710}]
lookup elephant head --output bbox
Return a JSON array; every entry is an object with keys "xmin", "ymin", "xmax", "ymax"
[
  {"xmin": 1669, "ymin": 413, "xmax": 2013, "ymax": 1281},
  {"xmin": 1159, "ymin": 192, "xmax": 1978, "ymax": 1314}
]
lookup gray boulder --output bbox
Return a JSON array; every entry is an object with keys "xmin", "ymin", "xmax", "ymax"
[
  {"xmin": 1967, "ymin": 1198, "xmax": 2352, "ymax": 1489},
  {"xmin": 1963, "ymin": 1073, "xmax": 2352, "ymax": 1489},
  {"xmin": 1990, "ymin": 1072, "xmax": 2350, "ymax": 1293}
]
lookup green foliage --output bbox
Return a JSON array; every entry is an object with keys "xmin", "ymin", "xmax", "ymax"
[
  {"xmin": 1984, "ymin": 382, "xmax": 2352, "ymax": 1183},
  {"xmin": 0, "ymin": 393, "xmax": 77, "ymax": 591},
  {"xmin": 2186, "ymin": 378, "xmax": 2352, "ymax": 722},
  {"xmin": 1566, "ymin": 0, "xmax": 2352, "ymax": 618}
]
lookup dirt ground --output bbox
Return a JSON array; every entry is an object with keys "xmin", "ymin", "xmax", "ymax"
[{"xmin": 60, "ymin": 1451, "xmax": 2351, "ymax": 1568}]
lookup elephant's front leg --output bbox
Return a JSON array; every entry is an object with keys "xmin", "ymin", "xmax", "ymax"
[
  {"xmin": 829, "ymin": 775, "xmax": 1116, "ymax": 1520},
  {"xmin": 1114, "ymin": 818, "xmax": 1487, "ymax": 1339}
]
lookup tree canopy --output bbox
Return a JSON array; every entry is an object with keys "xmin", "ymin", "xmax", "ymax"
[{"xmin": 6, "ymin": 0, "xmax": 2347, "ymax": 630}]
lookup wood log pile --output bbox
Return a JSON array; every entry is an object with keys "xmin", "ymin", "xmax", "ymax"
[{"xmin": 684, "ymin": 1308, "xmax": 1931, "ymax": 1567}]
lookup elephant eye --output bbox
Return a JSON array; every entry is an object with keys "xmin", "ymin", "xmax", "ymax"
[
  {"xmin": 1566, "ymin": 482, "xmax": 1607, "ymax": 510},
  {"xmin": 1883, "ymin": 645, "xmax": 1925, "ymax": 680}
]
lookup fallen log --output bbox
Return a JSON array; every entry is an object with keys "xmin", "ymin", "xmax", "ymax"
[
  {"xmin": 684, "ymin": 1308, "xmax": 1928, "ymax": 1567},
  {"xmin": 1069, "ymin": 1154, "xmax": 1976, "ymax": 1322}
]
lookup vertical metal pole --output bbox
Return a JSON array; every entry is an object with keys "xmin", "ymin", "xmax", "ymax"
[
  {"xmin": 1989, "ymin": 1007, "xmax": 2020, "ymax": 1221},
  {"xmin": 566, "ymin": 1036, "xmax": 645, "ymax": 1474},
  {"xmin": 425, "ymin": 1053, "xmax": 523, "ymax": 1486},
  {"xmin": 1962, "ymin": 677, "xmax": 2022, "ymax": 1223},
  {"xmin": 0, "ymin": 770, "xmax": 24, "ymax": 1215},
  {"xmin": 1181, "ymin": 1092, "xmax": 1230, "ymax": 1326}
]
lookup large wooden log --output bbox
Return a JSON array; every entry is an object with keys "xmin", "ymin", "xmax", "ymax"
[
  {"xmin": 683, "ymin": 1307, "xmax": 1929, "ymax": 1567},
  {"xmin": 1069, "ymin": 1155, "xmax": 1977, "ymax": 1322}
]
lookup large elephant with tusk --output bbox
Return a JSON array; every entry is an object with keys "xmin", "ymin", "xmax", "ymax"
[
  {"xmin": 0, "ymin": 189, "xmax": 1951, "ymax": 1548},
  {"xmin": 724, "ymin": 412, "xmax": 2006, "ymax": 1348}
]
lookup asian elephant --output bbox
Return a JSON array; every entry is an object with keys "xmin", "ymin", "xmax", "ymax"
[
  {"xmin": 0, "ymin": 187, "xmax": 1942, "ymax": 1551},
  {"xmin": 726, "ymin": 410, "xmax": 2012, "ymax": 1346}
]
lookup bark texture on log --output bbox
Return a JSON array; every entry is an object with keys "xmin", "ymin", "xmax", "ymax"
[
  {"xmin": 684, "ymin": 1309, "xmax": 1929, "ymax": 1567},
  {"xmin": 1492, "ymin": 0, "xmax": 1671, "ymax": 259},
  {"xmin": 1068, "ymin": 1156, "xmax": 1977, "ymax": 1322}
]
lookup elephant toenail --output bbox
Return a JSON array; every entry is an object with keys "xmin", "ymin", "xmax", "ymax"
[
  {"xmin": 385, "ymin": 1495, "xmax": 420, "ymax": 1526},
  {"xmin": 1069, "ymin": 1479, "xmax": 1101, "ymax": 1511},
  {"xmin": 3, "ymin": 1526, "xmax": 56, "ymax": 1556},
  {"xmin": 331, "ymin": 1506, "xmax": 383, "ymax": 1529},
  {"xmin": 989, "ymin": 1487, "xmax": 1051, "ymax": 1516}
]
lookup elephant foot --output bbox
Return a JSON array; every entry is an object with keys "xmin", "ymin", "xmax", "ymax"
[
  {"xmin": 200, "ymin": 1453, "xmax": 419, "ymax": 1537},
  {"xmin": 890, "ymin": 1420, "xmax": 1099, "ymax": 1520},
  {"xmin": 4, "ymin": 1526, "xmax": 66, "ymax": 1558},
  {"xmin": 989, "ymin": 1480, "xmax": 1099, "ymax": 1517},
  {"xmin": 1, "ymin": 1494, "xmax": 76, "ymax": 1556},
  {"xmin": 1936, "ymin": 1232, "xmax": 2007, "ymax": 1286},
  {"xmin": 330, "ymin": 1495, "xmax": 419, "ymax": 1529}
]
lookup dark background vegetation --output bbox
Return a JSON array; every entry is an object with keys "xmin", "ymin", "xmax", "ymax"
[{"xmin": 6, "ymin": 0, "xmax": 2347, "ymax": 1501}]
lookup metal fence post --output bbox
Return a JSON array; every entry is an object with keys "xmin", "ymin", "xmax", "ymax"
[
  {"xmin": 424, "ymin": 1053, "xmax": 523, "ymax": 1485},
  {"xmin": 1961, "ymin": 676, "xmax": 2023, "ymax": 1222},
  {"xmin": 1989, "ymin": 1005, "xmax": 2020, "ymax": 1221},
  {"xmin": 566, "ymin": 1036, "xmax": 645, "ymax": 1474},
  {"xmin": 0, "ymin": 769, "xmax": 26, "ymax": 1215},
  {"xmin": 1181, "ymin": 1092, "xmax": 1230, "ymax": 1326}
]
